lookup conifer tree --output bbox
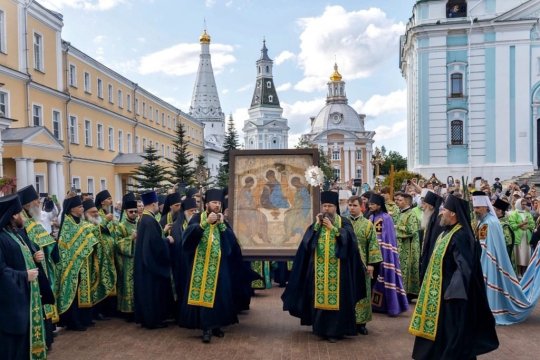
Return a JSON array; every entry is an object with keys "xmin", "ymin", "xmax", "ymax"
[
  {"xmin": 169, "ymin": 122, "xmax": 195, "ymax": 188},
  {"xmin": 194, "ymin": 153, "xmax": 210, "ymax": 189},
  {"xmin": 131, "ymin": 145, "xmax": 170, "ymax": 192},
  {"xmin": 296, "ymin": 135, "xmax": 334, "ymax": 189},
  {"xmin": 216, "ymin": 115, "xmax": 239, "ymax": 188}
]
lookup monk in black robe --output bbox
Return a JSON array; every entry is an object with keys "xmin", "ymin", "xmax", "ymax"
[
  {"xmin": 180, "ymin": 189, "xmax": 239, "ymax": 343},
  {"xmin": 410, "ymin": 195, "xmax": 499, "ymax": 359},
  {"xmin": 0, "ymin": 194, "xmax": 47, "ymax": 360},
  {"xmin": 282, "ymin": 191, "xmax": 366, "ymax": 342},
  {"xmin": 419, "ymin": 191, "xmax": 444, "ymax": 283},
  {"xmin": 134, "ymin": 191, "xmax": 174, "ymax": 329}
]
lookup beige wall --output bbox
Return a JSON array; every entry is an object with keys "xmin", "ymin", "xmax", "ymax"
[{"xmin": 0, "ymin": 1, "xmax": 20, "ymax": 70}]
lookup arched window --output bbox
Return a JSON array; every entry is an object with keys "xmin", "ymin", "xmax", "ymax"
[
  {"xmin": 266, "ymin": 65, "xmax": 269, "ymax": 73},
  {"xmin": 451, "ymin": 120, "xmax": 464, "ymax": 145},
  {"xmin": 451, "ymin": 73, "xmax": 463, "ymax": 97},
  {"xmin": 268, "ymin": 95, "xmax": 273, "ymax": 103},
  {"xmin": 266, "ymin": 81, "xmax": 272, "ymax": 88},
  {"xmin": 447, "ymin": 1, "xmax": 466, "ymax": 18}
]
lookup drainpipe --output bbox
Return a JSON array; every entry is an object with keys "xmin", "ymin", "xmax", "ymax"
[
  {"xmin": 63, "ymin": 43, "xmax": 72, "ymax": 189},
  {"xmin": 23, "ymin": 0, "xmax": 34, "ymax": 127},
  {"xmin": 132, "ymin": 84, "xmax": 139, "ymax": 152},
  {"xmin": 467, "ymin": 0, "xmax": 484, "ymax": 183}
]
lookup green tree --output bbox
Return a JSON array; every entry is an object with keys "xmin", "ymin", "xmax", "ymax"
[
  {"xmin": 296, "ymin": 135, "xmax": 334, "ymax": 189},
  {"xmin": 131, "ymin": 145, "xmax": 170, "ymax": 192},
  {"xmin": 169, "ymin": 122, "xmax": 195, "ymax": 188},
  {"xmin": 194, "ymin": 153, "xmax": 210, "ymax": 189},
  {"xmin": 216, "ymin": 115, "xmax": 239, "ymax": 188},
  {"xmin": 382, "ymin": 169, "xmax": 424, "ymax": 192},
  {"xmin": 380, "ymin": 150, "xmax": 407, "ymax": 175}
]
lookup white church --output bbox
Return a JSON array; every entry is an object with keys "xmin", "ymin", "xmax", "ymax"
[{"xmin": 401, "ymin": 0, "xmax": 540, "ymax": 181}]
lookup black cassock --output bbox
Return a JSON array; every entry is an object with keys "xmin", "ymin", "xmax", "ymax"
[
  {"xmin": 419, "ymin": 213, "xmax": 444, "ymax": 284},
  {"xmin": 0, "ymin": 229, "xmax": 53, "ymax": 359},
  {"xmin": 179, "ymin": 213, "xmax": 239, "ymax": 331},
  {"xmin": 134, "ymin": 212, "xmax": 174, "ymax": 328},
  {"xmin": 282, "ymin": 218, "xmax": 366, "ymax": 338},
  {"xmin": 412, "ymin": 226, "xmax": 499, "ymax": 359}
]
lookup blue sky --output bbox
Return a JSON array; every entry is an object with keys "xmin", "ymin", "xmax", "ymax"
[{"xmin": 40, "ymin": 0, "xmax": 416, "ymax": 155}]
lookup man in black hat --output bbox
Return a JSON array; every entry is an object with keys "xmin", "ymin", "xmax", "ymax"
[
  {"xmin": 17, "ymin": 185, "xmax": 58, "ymax": 348},
  {"xmin": 410, "ymin": 194, "xmax": 499, "ymax": 359},
  {"xmin": 134, "ymin": 191, "xmax": 174, "ymax": 329},
  {"xmin": 114, "ymin": 196, "xmax": 138, "ymax": 317},
  {"xmin": 419, "ymin": 191, "xmax": 444, "ymax": 283},
  {"xmin": 56, "ymin": 195, "xmax": 99, "ymax": 331},
  {"xmin": 493, "ymin": 198, "xmax": 514, "ymax": 260},
  {"xmin": 282, "ymin": 190, "xmax": 365, "ymax": 343},
  {"xmin": 0, "ymin": 194, "xmax": 47, "ymax": 359},
  {"xmin": 180, "ymin": 188, "xmax": 240, "ymax": 343},
  {"xmin": 82, "ymin": 199, "xmax": 117, "ymax": 318},
  {"xmin": 159, "ymin": 192, "xmax": 182, "ymax": 232}
]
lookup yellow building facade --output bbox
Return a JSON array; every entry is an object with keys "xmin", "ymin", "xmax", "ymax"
[{"xmin": 0, "ymin": 0, "xmax": 204, "ymax": 202}]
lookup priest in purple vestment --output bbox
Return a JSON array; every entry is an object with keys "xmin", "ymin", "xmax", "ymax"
[{"xmin": 369, "ymin": 193, "xmax": 409, "ymax": 316}]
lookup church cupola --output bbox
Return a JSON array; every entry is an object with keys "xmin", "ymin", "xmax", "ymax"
[
  {"xmin": 327, "ymin": 63, "xmax": 347, "ymax": 105},
  {"xmin": 251, "ymin": 39, "xmax": 280, "ymax": 108}
]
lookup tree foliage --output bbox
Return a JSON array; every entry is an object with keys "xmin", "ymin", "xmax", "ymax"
[
  {"xmin": 216, "ymin": 115, "xmax": 239, "ymax": 188},
  {"xmin": 194, "ymin": 153, "xmax": 210, "ymax": 189},
  {"xmin": 382, "ymin": 169, "xmax": 425, "ymax": 192},
  {"xmin": 169, "ymin": 122, "xmax": 195, "ymax": 187},
  {"xmin": 380, "ymin": 150, "xmax": 407, "ymax": 175},
  {"xmin": 131, "ymin": 145, "xmax": 170, "ymax": 193}
]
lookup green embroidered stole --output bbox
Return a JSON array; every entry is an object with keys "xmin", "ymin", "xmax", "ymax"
[
  {"xmin": 187, "ymin": 211, "xmax": 224, "ymax": 308},
  {"xmin": 4, "ymin": 229, "xmax": 47, "ymax": 359},
  {"xmin": 314, "ymin": 215, "xmax": 341, "ymax": 311},
  {"xmin": 251, "ymin": 261, "xmax": 271, "ymax": 289},
  {"xmin": 87, "ymin": 222, "xmax": 117, "ymax": 305},
  {"xmin": 57, "ymin": 216, "xmax": 98, "ymax": 314},
  {"xmin": 24, "ymin": 217, "xmax": 60, "ymax": 323},
  {"xmin": 409, "ymin": 224, "xmax": 462, "ymax": 340}
]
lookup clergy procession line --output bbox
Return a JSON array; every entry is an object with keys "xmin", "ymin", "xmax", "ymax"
[{"xmin": 3, "ymin": 176, "xmax": 540, "ymax": 359}]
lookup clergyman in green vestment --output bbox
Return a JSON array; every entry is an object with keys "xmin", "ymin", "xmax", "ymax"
[{"xmin": 115, "ymin": 198, "xmax": 138, "ymax": 314}]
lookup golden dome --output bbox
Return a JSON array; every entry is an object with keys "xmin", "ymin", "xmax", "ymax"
[
  {"xmin": 200, "ymin": 29, "xmax": 211, "ymax": 44},
  {"xmin": 330, "ymin": 63, "xmax": 342, "ymax": 81}
]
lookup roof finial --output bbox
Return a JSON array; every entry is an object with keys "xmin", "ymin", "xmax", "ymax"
[
  {"xmin": 330, "ymin": 62, "xmax": 342, "ymax": 81},
  {"xmin": 200, "ymin": 19, "xmax": 211, "ymax": 44}
]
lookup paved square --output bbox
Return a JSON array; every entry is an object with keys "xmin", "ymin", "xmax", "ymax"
[{"xmin": 48, "ymin": 287, "xmax": 539, "ymax": 360}]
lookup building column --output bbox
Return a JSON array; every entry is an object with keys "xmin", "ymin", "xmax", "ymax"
[
  {"xmin": 56, "ymin": 162, "xmax": 65, "ymax": 204},
  {"xmin": 114, "ymin": 174, "xmax": 122, "ymax": 202},
  {"xmin": 15, "ymin": 158, "xmax": 28, "ymax": 189},
  {"xmin": 344, "ymin": 147, "xmax": 350, "ymax": 182},
  {"xmin": 26, "ymin": 159, "xmax": 35, "ymax": 189},
  {"xmin": 47, "ymin": 162, "xmax": 58, "ymax": 197}
]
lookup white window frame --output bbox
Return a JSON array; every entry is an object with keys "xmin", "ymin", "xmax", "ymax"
[
  {"xmin": 51, "ymin": 109, "xmax": 62, "ymax": 140},
  {"xmin": 143, "ymin": 138, "xmax": 147, "ymax": 149},
  {"xmin": 108, "ymin": 84, "xmax": 113, "ymax": 103},
  {"xmin": 31, "ymin": 103, "xmax": 43, "ymax": 126},
  {"xmin": 108, "ymin": 126, "xmax": 114, "ymax": 151},
  {"xmin": 135, "ymin": 98, "xmax": 139, "ymax": 115},
  {"xmin": 268, "ymin": 95, "xmax": 273, "ymax": 103},
  {"xmin": 167, "ymin": 115, "xmax": 171, "ymax": 128},
  {"xmin": 118, "ymin": 129, "xmax": 124, "ymax": 153},
  {"xmin": 356, "ymin": 149, "xmax": 362, "ymax": 161},
  {"xmin": 155, "ymin": 109, "xmax": 159, "ymax": 123},
  {"xmin": 135, "ymin": 136, "xmax": 140, "ymax": 152},
  {"xmin": 332, "ymin": 168, "xmax": 341, "ymax": 181},
  {"xmin": 142, "ymin": 102, "xmax": 146, "ymax": 118},
  {"xmin": 97, "ymin": 123, "xmax": 104, "ymax": 149},
  {"xmin": 332, "ymin": 150, "xmax": 340, "ymax": 161},
  {"xmin": 266, "ymin": 81, "xmax": 271, "ymax": 88},
  {"xmin": 84, "ymin": 119, "xmax": 92, "ymax": 146},
  {"xmin": 0, "ymin": 10, "xmax": 7, "ymax": 54},
  {"xmin": 356, "ymin": 168, "xmax": 362, "ymax": 179},
  {"xmin": 69, "ymin": 63, "xmax": 77, "ymax": 87},
  {"xmin": 35, "ymin": 174, "xmax": 45, "ymax": 194},
  {"xmin": 127, "ymin": 133, "xmax": 132, "ymax": 153},
  {"xmin": 69, "ymin": 115, "xmax": 79, "ymax": 144},
  {"xmin": 127, "ymin": 94, "xmax": 132, "ymax": 112},
  {"xmin": 149, "ymin": 105, "xmax": 153, "ymax": 121},
  {"xmin": 100, "ymin": 178, "xmax": 107, "ymax": 191},
  {"xmin": 83, "ymin": 72, "xmax": 91, "ymax": 93},
  {"xmin": 71, "ymin": 176, "xmax": 81, "ymax": 193},
  {"xmin": 117, "ymin": 89, "xmax": 123, "ymax": 108},
  {"xmin": 161, "ymin": 113, "xmax": 165, "ymax": 127},
  {"xmin": 87, "ymin": 177, "xmax": 95, "ymax": 196},
  {"xmin": 33, "ymin": 31, "xmax": 44, "ymax": 71},
  {"xmin": 97, "ymin": 78, "xmax": 103, "ymax": 98},
  {"xmin": 0, "ymin": 90, "xmax": 8, "ymax": 117}
]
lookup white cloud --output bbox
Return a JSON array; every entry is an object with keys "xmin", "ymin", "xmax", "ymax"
[
  {"xmin": 373, "ymin": 120, "xmax": 406, "ymax": 141},
  {"xmin": 231, "ymin": 107, "xmax": 249, "ymax": 145},
  {"xmin": 93, "ymin": 35, "xmax": 106, "ymax": 44},
  {"xmin": 276, "ymin": 82, "xmax": 292, "ymax": 92},
  {"xmin": 39, "ymin": 0, "xmax": 126, "ymax": 11},
  {"xmin": 138, "ymin": 43, "xmax": 235, "ymax": 77},
  {"xmin": 295, "ymin": 6, "xmax": 405, "ymax": 92},
  {"xmin": 205, "ymin": 0, "xmax": 216, "ymax": 7},
  {"xmin": 222, "ymin": 89, "xmax": 230, "ymax": 95},
  {"xmin": 236, "ymin": 83, "xmax": 252, "ymax": 93},
  {"xmin": 352, "ymin": 89, "xmax": 407, "ymax": 118},
  {"xmin": 281, "ymin": 98, "xmax": 326, "ymax": 143},
  {"xmin": 274, "ymin": 50, "xmax": 296, "ymax": 65}
]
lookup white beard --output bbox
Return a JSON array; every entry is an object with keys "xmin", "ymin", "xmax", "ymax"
[
  {"xmin": 421, "ymin": 208, "xmax": 434, "ymax": 230},
  {"xmin": 28, "ymin": 205, "xmax": 42, "ymax": 220},
  {"xmin": 86, "ymin": 215, "xmax": 102, "ymax": 226}
]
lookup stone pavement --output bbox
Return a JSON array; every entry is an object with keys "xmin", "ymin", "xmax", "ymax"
[{"xmin": 49, "ymin": 287, "xmax": 540, "ymax": 360}]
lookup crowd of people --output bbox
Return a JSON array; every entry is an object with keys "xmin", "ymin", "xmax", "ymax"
[{"xmin": 2, "ymin": 173, "xmax": 540, "ymax": 359}]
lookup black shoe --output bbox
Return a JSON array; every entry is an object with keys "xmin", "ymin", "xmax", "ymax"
[
  {"xmin": 202, "ymin": 330, "xmax": 212, "ymax": 343},
  {"xmin": 94, "ymin": 313, "xmax": 111, "ymax": 321},
  {"xmin": 327, "ymin": 337, "xmax": 338, "ymax": 343},
  {"xmin": 357, "ymin": 324, "xmax": 368, "ymax": 335},
  {"xmin": 146, "ymin": 323, "xmax": 167, "ymax": 330},
  {"xmin": 212, "ymin": 328, "xmax": 224, "ymax": 338}
]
